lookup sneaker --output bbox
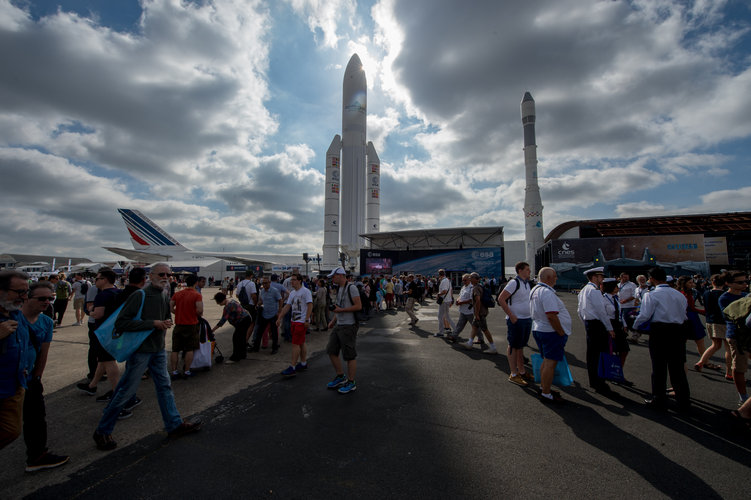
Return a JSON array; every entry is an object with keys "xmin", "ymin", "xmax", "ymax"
[
  {"xmin": 76, "ymin": 382, "xmax": 96, "ymax": 396},
  {"xmin": 72, "ymin": 322, "xmax": 81, "ymax": 327},
  {"xmin": 123, "ymin": 396, "xmax": 142, "ymax": 412},
  {"xmin": 271, "ymin": 347, "xmax": 279, "ymax": 355},
  {"xmin": 508, "ymin": 374, "xmax": 528, "ymax": 387},
  {"xmin": 281, "ymin": 366, "xmax": 297, "ymax": 377},
  {"xmin": 294, "ymin": 362, "xmax": 308, "ymax": 372},
  {"xmin": 327, "ymin": 374, "xmax": 347, "ymax": 389},
  {"xmin": 95, "ymin": 390, "xmax": 113, "ymax": 403},
  {"xmin": 170, "ymin": 371, "xmax": 181, "ymax": 381},
  {"xmin": 519, "ymin": 372, "xmax": 535, "ymax": 382},
  {"xmin": 434, "ymin": 332, "xmax": 444, "ymax": 337},
  {"xmin": 338, "ymin": 379, "xmax": 357, "ymax": 394},
  {"xmin": 25, "ymin": 452, "xmax": 70, "ymax": 472},
  {"xmin": 485, "ymin": 347, "xmax": 498, "ymax": 355},
  {"xmin": 224, "ymin": 360, "xmax": 236, "ymax": 365},
  {"xmin": 167, "ymin": 420, "xmax": 202, "ymax": 440},
  {"xmin": 117, "ymin": 409, "xmax": 133, "ymax": 420},
  {"xmin": 183, "ymin": 371, "xmax": 194, "ymax": 378},
  {"xmin": 92, "ymin": 432, "xmax": 117, "ymax": 451}
]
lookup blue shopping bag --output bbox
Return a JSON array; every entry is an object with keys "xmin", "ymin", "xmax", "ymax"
[
  {"xmin": 95, "ymin": 290, "xmax": 154, "ymax": 362},
  {"xmin": 597, "ymin": 339, "xmax": 625, "ymax": 382},
  {"xmin": 531, "ymin": 353, "xmax": 574, "ymax": 387}
]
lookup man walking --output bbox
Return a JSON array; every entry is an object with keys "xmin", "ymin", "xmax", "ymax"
[
  {"xmin": 633, "ymin": 267, "xmax": 690, "ymax": 411},
  {"xmin": 276, "ymin": 274, "xmax": 312, "ymax": 377},
  {"xmin": 169, "ymin": 274, "xmax": 203, "ymax": 379},
  {"xmin": 92, "ymin": 263, "xmax": 201, "ymax": 451},
  {"xmin": 530, "ymin": 268, "xmax": 572, "ymax": 403},
  {"xmin": 618, "ymin": 273, "xmax": 638, "ymax": 336},
  {"xmin": 236, "ymin": 271, "xmax": 258, "ymax": 348},
  {"xmin": 326, "ymin": 267, "xmax": 362, "ymax": 394},
  {"xmin": 447, "ymin": 274, "xmax": 473, "ymax": 343},
  {"xmin": 577, "ymin": 267, "xmax": 616, "ymax": 395},
  {"xmin": 464, "ymin": 272, "xmax": 498, "ymax": 354},
  {"xmin": 71, "ymin": 273, "xmax": 90, "ymax": 326},
  {"xmin": 405, "ymin": 275, "xmax": 419, "ymax": 326},
  {"xmin": 49, "ymin": 274, "xmax": 72, "ymax": 327},
  {"xmin": 498, "ymin": 262, "xmax": 534, "ymax": 386},
  {"xmin": 21, "ymin": 281, "xmax": 69, "ymax": 471},
  {"xmin": 436, "ymin": 269, "xmax": 456, "ymax": 337}
]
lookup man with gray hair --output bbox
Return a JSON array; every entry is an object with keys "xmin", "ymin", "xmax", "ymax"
[
  {"xmin": 435, "ymin": 269, "xmax": 455, "ymax": 337},
  {"xmin": 447, "ymin": 274, "xmax": 473, "ymax": 343},
  {"xmin": 464, "ymin": 272, "xmax": 498, "ymax": 354},
  {"xmin": 92, "ymin": 263, "xmax": 201, "ymax": 451},
  {"xmin": 405, "ymin": 275, "xmax": 419, "ymax": 326}
]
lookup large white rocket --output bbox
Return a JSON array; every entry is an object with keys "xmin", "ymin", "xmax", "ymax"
[
  {"xmin": 323, "ymin": 54, "xmax": 379, "ymax": 270},
  {"xmin": 521, "ymin": 92, "xmax": 544, "ymax": 275}
]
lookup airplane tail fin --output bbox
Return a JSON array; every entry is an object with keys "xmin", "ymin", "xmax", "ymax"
[{"xmin": 117, "ymin": 208, "xmax": 188, "ymax": 251}]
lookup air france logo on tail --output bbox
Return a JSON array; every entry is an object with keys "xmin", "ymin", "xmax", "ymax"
[{"xmin": 117, "ymin": 209, "xmax": 185, "ymax": 250}]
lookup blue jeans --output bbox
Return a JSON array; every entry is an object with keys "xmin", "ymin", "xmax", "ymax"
[{"xmin": 96, "ymin": 350, "xmax": 182, "ymax": 435}]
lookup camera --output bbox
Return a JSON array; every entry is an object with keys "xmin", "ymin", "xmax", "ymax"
[{"xmin": 329, "ymin": 304, "xmax": 337, "ymax": 312}]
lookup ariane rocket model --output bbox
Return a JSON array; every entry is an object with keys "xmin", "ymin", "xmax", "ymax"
[
  {"xmin": 521, "ymin": 91, "xmax": 544, "ymax": 275},
  {"xmin": 323, "ymin": 54, "xmax": 380, "ymax": 270}
]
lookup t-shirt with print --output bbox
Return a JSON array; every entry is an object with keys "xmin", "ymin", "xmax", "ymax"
[
  {"xmin": 336, "ymin": 284, "xmax": 361, "ymax": 326},
  {"xmin": 286, "ymin": 287, "xmax": 313, "ymax": 323}
]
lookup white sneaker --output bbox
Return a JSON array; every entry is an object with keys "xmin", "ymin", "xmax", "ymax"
[
  {"xmin": 72, "ymin": 322, "xmax": 81, "ymax": 326},
  {"xmin": 485, "ymin": 347, "xmax": 498, "ymax": 354}
]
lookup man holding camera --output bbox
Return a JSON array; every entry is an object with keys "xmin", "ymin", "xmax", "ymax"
[{"xmin": 326, "ymin": 267, "xmax": 362, "ymax": 394}]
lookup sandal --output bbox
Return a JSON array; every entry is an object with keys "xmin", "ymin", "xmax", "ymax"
[
  {"xmin": 725, "ymin": 374, "xmax": 735, "ymax": 381},
  {"xmin": 705, "ymin": 363, "xmax": 722, "ymax": 371},
  {"xmin": 92, "ymin": 431, "xmax": 117, "ymax": 451},
  {"xmin": 694, "ymin": 363, "xmax": 702, "ymax": 372}
]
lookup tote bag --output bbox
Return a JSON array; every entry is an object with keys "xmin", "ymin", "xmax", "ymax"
[
  {"xmin": 531, "ymin": 353, "xmax": 574, "ymax": 387},
  {"xmin": 95, "ymin": 289, "xmax": 154, "ymax": 362}
]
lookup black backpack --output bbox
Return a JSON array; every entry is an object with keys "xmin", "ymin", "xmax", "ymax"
[
  {"xmin": 480, "ymin": 285, "xmax": 495, "ymax": 308},
  {"xmin": 237, "ymin": 281, "xmax": 250, "ymax": 305},
  {"xmin": 344, "ymin": 284, "xmax": 366, "ymax": 323},
  {"xmin": 80, "ymin": 281, "xmax": 89, "ymax": 295}
]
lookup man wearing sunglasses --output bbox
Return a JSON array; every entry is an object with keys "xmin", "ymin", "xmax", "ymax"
[
  {"xmin": 20, "ymin": 281, "xmax": 69, "ymax": 471},
  {"xmin": 718, "ymin": 271, "xmax": 749, "ymax": 406},
  {"xmin": 92, "ymin": 263, "xmax": 201, "ymax": 451},
  {"xmin": 0, "ymin": 270, "xmax": 33, "ymax": 451}
]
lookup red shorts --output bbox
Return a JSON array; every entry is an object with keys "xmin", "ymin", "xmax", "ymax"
[{"xmin": 291, "ymin": 322, "xmax": 307, "ymax": 345}]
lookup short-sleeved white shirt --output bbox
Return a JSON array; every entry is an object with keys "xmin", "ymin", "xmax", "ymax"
[
  {"xmin": 501, "ymin": 277, "xmax": 531, "ymax": 319},
  {"xmin": 286, "ymin": 287, "xmax": 313, "ymax": 323},
  {"xmin": 618, "ymin": 281, "xmax": 637, "ymax": 309},
  {"xmin": 530, "ymin": 283, "xmax": 572, "ymax": 335},
  {"xmin": 237, "ymin": 279, "xmax": 257, "ymax": 305},
  {"xmin": 438, "ymin": 277, "xmax": 453, "ymax": 304}
]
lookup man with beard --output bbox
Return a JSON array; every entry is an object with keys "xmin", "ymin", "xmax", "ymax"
[{"xmin": 92, "ymin": 263, "xmax": 201, "ymax": 451}]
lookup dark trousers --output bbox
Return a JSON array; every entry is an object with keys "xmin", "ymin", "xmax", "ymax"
[
  {"xmin": 87, "ymin": 323, "xmax": 98, "ymax": 379},
  {"xmin": 53, "ymin": 299, "xmax": 69, "ymax": 325},
  {"xmin": 585, "ymin": 320, "xmax": 610, "ymax": 388},
  {"xmin": 23, "ymin": 378, "xmax": 46, "ymax": 461},
  {"xmin": 253, "ymin": 315, "xmax": 279, "ymax": 350},
  {"xmin": 648, "ymin": 322, "xmax": 690, "ymax": 407},
  {"xmin": 231, "ymin": 316, "xmax": 251, "ymax": 361}
]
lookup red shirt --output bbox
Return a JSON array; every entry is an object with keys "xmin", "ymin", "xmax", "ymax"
[{"xmin": 172, "ymin": 288, "xmax": 202, "ymax": 325}]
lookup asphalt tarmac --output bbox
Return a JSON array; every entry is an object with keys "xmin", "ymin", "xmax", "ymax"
[{"xmin": 1, "ymin": 288, "xmax": 749, "ymax": 499}]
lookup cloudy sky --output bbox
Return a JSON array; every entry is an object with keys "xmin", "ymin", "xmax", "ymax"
[{"xmin": 1, "ymin": 0, "xmax": 750, "ymax": 261}]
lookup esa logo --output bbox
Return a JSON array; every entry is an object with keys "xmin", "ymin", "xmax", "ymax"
[
  {"xmin": 367, "ymin": 251, "xmax": 381, "ymax": 258},
  {"xmin": 471, "ymin": 251, "xmax": 495, "ymax": 259}
]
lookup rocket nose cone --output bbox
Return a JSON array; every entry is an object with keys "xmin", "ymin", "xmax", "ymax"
[
  {"xmin": 346, "ymin": 54, "xmax": 363, "ymax": 73},
  {"xmin": 522, "ymin": 91, "xmax": 534, "ymax": 103}
]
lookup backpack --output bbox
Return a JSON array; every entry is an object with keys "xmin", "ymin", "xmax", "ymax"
[
  {"xmin": 56, "ymin": 282, "xmax": 70, "ymax": 299},
  {"xmin": 480, "ymin": 285, "xmax": 495, "ymax": 308},
  {"xmin": 503, "ymin": 277, "xmax": 535, "ymax": 306},
  {"xmin": 344, "ymin": 283, "xmax": 366, "ymax": 323},
  {"xmin": 723, "ymin": 296, "xmax": 751, "ymax": 354},
  {"xmin": 237, "ymin": 281, "xmax": 250, "ymax": 306},
  {"xmin": 80, "ymin": 281, "xmax": 89, "ymax": 295}
]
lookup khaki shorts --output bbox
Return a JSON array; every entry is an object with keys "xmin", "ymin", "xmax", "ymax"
[
  {"xmin": 172, "ymin": 324, "xmax": 200, "ymax": 352},
  {"xmin": 707, "ymin": 323, "xmax": 726, "ymax": 339},
  {"xmin": 728, "ymin": 338, "xmax": 749, "ymax": 373},
  {"xmin": 74, "ymin": 298, "xmax": 85, "ymax": 311}
]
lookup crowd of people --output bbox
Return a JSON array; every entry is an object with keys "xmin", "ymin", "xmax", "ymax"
[{"xmin": 2, "ymin": 261, "xmax": 750, "ymax": 474}]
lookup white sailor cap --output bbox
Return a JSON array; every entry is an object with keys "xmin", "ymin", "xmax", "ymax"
[
  {"xmin": 583, "ymin": 266, "xmax": 605, "ymax": 276},
  {"xmin": 666, "ymin": 275, "xmax": 675, "ymax": 282},
  {"xmin": 603, "ymin": 277, "xmax": 617, "ymax": 283}
]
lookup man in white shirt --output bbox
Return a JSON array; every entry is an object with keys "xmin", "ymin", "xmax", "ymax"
[
  {"xmin": 629, "ymin": 275, "xmax": 652, "ymax": 343},
  {"xmin": 236, "ymin": 271, "xmax": 258, "ymax": 348},
  {"xmin": 435, "ymin": 269, "xmax": 455, "ymax": 337},
  {"xmin": 447, "ymin": 274, "xmax": 473, "ymax": 343},
  {"xmin": 577, "ymin": 267, "xmax": 616, "ymax": 395},
  {"xmin": 634, "ymin": 267, "xmax": 689, "ymax": 411},
  {"xmin": 618, "ymin": 272, "xmax": 637, "ymax": 333},
  {"xmin": 276, "ymin": 273, "xmax": 312, "ymax": 378},
  {"xmin": 530, "ymin": 267, "xmax": 572, "ymax": 403},
  {"xmin": 497, "ymin": 262, "xmax": 534, "ymax": 386}
]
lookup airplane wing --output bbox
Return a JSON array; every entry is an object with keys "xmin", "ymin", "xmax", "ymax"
[{"xmin": 103, "ymin": 247, "xmax": 171, "ymax": 263}]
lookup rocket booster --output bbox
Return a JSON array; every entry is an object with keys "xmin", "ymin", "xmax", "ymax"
[
  {"xmin": 366, "ymin": 141, "xmax": 380, "ymax": 235},
  {"xmin": 521, "ymin": 91, "xmax": 544, "ymax": 275},
  {"xmin": 323, "ymin": 135, "xmax": 342, "ymax": 268}
]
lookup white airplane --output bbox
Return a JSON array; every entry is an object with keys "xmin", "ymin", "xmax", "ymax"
[{"xmin": 104, "ymin": 208, "xmax": 305, "ymax": 269}]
